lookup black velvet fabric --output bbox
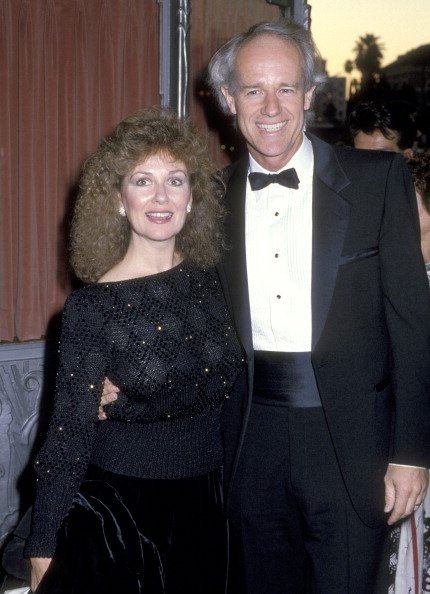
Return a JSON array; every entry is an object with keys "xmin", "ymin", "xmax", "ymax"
[
  {"xmin": 35, "ymin": 468, "xmax": 226, "ymax": 594},
  {"xmin": 35, "ymin": 480, "xmax": 164, "ymax": 594}
]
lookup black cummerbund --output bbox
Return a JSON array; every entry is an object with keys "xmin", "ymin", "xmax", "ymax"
[{"xmin": 252, "ymin": 351, "xmax": 322, "ymax": 408}]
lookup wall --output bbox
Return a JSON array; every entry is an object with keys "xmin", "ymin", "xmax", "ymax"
[{"xmin": 0, "ymin": 342, "xmax": 45, "ymax": 545}]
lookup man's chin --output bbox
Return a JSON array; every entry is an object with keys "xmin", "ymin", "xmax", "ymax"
[{"xmin": 249, "ymin": 147, "xmax": 295, "ymax": 170}]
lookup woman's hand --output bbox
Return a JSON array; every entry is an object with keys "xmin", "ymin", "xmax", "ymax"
[{"xmin": 30, "ymin": 557, "xmax": 52, "ymax": 592}]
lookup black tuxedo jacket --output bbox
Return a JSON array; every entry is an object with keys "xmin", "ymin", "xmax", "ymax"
[{"xmin": 219, "ymin": 133, "xmax": 430, "ymax": 527}]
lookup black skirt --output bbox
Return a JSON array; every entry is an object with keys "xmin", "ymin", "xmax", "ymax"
[{"xmin": 36, "ymin": 466, "xmax": 226, "ymax": 594}]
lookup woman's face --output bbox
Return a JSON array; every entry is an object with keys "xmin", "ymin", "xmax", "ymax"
[{"xmin": 119, "ymin": 152, "xmax": 192, "ymax": 248}]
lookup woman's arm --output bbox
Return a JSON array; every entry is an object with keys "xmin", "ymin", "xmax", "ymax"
[
  {"xmin": 25, "ymin": 288, "xmax": 107, "ymax": 558},
  {"xmin": 30, "ymin": 557, "xmax": 52, "ymax": 592}
]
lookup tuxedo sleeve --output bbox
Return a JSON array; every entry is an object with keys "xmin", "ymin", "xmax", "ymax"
[{"xmin": 380, "ymin": 154, "xmax": 430, "ymax": 468}]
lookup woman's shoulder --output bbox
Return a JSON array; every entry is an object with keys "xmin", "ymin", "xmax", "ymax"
[
  {"xmin": 179, "ymin": 262, "xmax": 219, "ymax": 281},
  {"xmin": 62, "ymin": 282, "xmax": 113, "ymax": 313}
]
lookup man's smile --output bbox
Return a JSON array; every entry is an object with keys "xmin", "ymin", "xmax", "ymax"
[{"xmin": 256, "ymin": 121, "xmax": 287, "ymax": 132}]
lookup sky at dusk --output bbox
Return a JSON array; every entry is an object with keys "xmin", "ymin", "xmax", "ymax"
[{"xmin": 310, "ymin": 0, "xmax": 430, "ymax": 78}]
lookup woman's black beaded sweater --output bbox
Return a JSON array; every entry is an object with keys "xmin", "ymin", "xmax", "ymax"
[{"xmin": 25, "ymin": 263, "xmax": 244, "ymax": 558}]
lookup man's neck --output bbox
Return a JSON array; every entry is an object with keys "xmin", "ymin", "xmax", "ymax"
[
  {"xmin": 248, "ymin": 135, "xmax": 305, "ymax": 173},
  {"xmin": 248, "ymin": 134, "xmax": 309, "ymax": 174}
]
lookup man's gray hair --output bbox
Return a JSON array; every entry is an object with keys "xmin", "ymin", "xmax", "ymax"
[{"xmin": 207, "ymin": 20, "xmax": 326, "ymax": 115}]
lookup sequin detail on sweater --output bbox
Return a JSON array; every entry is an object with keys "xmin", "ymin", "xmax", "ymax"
[{"xmin": 25, "ymin": 263, "xmax": 244, "ymax": 557}]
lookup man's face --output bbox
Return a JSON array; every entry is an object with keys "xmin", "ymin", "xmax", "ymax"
[{"xmin": 221, "ymin": 35, "xmax": 315, "ymax": 172}]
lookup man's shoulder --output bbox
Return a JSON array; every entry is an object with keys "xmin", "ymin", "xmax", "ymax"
[
  {"xmin": 306, "ymin": 133, "xmax": 412, "ymax": 200},
  {"xmin": 328, "ymin": 137, "xmax": 405, "ymax": 169},
  {"xmin": 219, "ymin": 155, "xmax": 249, "ymax": 183},
  {"xmin": 308, "ymin": 132, "xmax": 399, "ymax": 167}
]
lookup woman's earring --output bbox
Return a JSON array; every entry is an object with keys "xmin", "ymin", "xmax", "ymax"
[
  {"xmin": 118, "ymin": 205, "xmax": 126, "ymax": 217},
  {"xmin": 186, "ymin": 203, "xmax": 192, "ymax": 213}
]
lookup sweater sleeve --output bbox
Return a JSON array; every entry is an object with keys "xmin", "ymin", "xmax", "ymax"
[{"xmin": 25, "ymin": 289, "xmax": 107, "ymax": 558}]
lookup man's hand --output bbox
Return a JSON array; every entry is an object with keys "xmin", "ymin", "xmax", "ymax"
[
  {"xmin": 384, "ymin": 464, "xmax": 428, "ymax": 525},
  {"xmin": 30, "ymin": 557, "xmax": 52, "ymax": 591},
  {"xmin": 98, "ymin": 377, "xmax": 120, "ymax": 420}
]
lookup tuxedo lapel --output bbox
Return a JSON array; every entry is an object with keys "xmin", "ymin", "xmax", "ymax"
[
  {"xmin": 220, "ymin": 156, "xmax": 254, "ymax": 361},
  {"xmin": 309, "ymin": 134, "xmax": 351, "ymax": 348}
]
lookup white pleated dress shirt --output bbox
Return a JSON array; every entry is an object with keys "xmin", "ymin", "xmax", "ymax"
[{"xmin": 245, "ymin": 135, "xmax": 314, "ymax": 352}]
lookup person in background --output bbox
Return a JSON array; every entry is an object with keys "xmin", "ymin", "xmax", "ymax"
[
  {"xmin": 348, "ymin": 99, "xmax": 418, "ymax": 157},
  {"xmin": 411, "ymin": 153, "xmax": 430, "ymax": 279},
  {"xmin": 24, "ymin": 107, "xmax": 244, "ymax": 594},
  {"xmin": 206, "ymin": 20, "xmax": 430, "ymax": 593}
]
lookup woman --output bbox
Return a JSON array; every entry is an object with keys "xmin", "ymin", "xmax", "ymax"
[{"xmin": 24, "ymin": 107, "xmax": 244, "ymax": 594}]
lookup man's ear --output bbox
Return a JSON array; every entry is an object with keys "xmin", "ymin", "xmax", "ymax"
[
  {"xmin": 304, "ymin": 86, "xmax": 316, "ymax": 111},
  {"xmin": 221, "ymin": 86, "xmax": 237, "ymax": 115}
]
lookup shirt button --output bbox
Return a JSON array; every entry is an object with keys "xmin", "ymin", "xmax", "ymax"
[
  {"xmin": 276, "ymin": 294, "xmax": 281, "ymax": 299},
  {"xmin": 275, "ymin": 212, "xmax": 279, "ymax": 216},
  {"xmin": 274, "ymin": 253, "xmax": 279, "ymax": 258}
]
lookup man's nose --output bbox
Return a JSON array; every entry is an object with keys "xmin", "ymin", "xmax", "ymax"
[{"xmin": 261, "ymin": 91, "xmax": 281, "ymax": 117}]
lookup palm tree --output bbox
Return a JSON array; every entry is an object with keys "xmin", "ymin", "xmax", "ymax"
[{"xmin": 344, "ymin": 34, "xmax": 385, "ymax": 94}]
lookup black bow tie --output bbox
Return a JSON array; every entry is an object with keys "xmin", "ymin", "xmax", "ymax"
[{"xmin": 248, "ymin": 168, "xmax": 300, "ymax": 191}]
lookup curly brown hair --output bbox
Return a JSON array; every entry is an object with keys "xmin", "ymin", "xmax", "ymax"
[
  {"xmin": 70, "ymin": 107, "xmax": 225, "ymax": 282},
  {"xmin": 408, "ymin": 152, "xmax": 430, "ymax": 213}
]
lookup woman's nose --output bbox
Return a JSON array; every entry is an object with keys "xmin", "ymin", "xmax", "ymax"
[{"xmin": 152, "ymin": 183, "xmax": 168, "ymax": 203}]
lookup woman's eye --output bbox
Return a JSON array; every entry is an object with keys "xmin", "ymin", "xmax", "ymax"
[
  {"xmin": 169, "ymin": 177, "xmax": 184, "ymax": 187},
  {"xmin": 135, "ymin": 177, "xmax": 150, "ymax": 186}
]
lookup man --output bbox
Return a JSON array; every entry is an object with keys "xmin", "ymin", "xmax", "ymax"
[
  {"xmin": 101, "ymin": 20, "xmax": 430, "ymax": 593},
  {"xmin": 348, "ymin": 99, "xmax": 418, "ymax": 156},
  {"xmin": 205, "ymin": 20, "xmax": 430, "ymax": 593}
]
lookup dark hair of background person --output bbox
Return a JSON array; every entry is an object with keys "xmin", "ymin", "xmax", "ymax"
[
  {"xmin": 348, "ymin": 100, "xmax": 418, "ymax": 151},
  {"xmin": 70, "ymin": 107, "xmax": 225, "ymax": 283},
  {"xmin": 408, "ymin": 152, "xmax": 430, "ymax": 213}
]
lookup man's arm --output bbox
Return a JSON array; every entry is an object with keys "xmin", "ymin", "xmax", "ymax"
[
  {"xmin": 99, "ymin": 378, "xmax": 150, "ymax": 422},
  {"xmin": 380, "ymin": 155, "xmax": 430, "ymax": 465},
  {"xmin": 380, "ymin": 155, "xmax": 430, "ymax": 523}
]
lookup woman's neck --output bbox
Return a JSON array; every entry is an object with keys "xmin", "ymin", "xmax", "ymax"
[{"xmin": 99, "ymin": 241, "xmax": 182, "ymax": 282}]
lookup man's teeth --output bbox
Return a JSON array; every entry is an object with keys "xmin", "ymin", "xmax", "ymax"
[{"xmin": 257, "ymin": 121, "xmax": 286, "ymax": 132}]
